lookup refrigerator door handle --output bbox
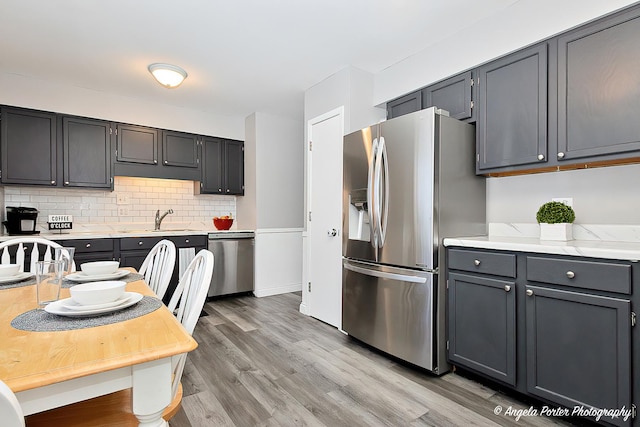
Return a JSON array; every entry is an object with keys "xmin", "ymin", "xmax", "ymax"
[
  {"xmin": 344, "ymin": 260, "xmax": 427, "ymax": 284},
  {"xmin": 375, "ymin": 136, "xmax": 389, "ymax": 247},
  {"xmin": 368, "ymin": 138, "xmax": 379, "ymax": 251}
]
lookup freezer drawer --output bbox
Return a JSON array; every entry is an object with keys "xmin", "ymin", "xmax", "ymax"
[
  {"xmin": 342, "ymin": 259, "xmax": 434, "ymax": 371},
  {"xmin": 207, "ymin": 236, "xmax": 254, "ymax": 297}
]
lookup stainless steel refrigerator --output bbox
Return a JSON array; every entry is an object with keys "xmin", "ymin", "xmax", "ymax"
[{"xmin": 342, "ymin": 107, "xmax": 486, "ymax": 374}]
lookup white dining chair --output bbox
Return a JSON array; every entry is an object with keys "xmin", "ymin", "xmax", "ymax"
[
  {"xmin": 138, "ymin": 239, "xmax": 176, "ymax": 300},
  {"xmin": 0, "ymin": 380, "xmax": 24, "ymax": 427},
  {"xmin": 0, "ymin": 237, "xmax": 68, "ymax": 273},
  {"xmin": 25, "ymin": 249, "xmax": 214, "ymax": 427}
]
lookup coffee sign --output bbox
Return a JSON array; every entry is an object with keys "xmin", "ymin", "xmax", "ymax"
[{"xmin": 48, "ymin": 215, "xmax": 73, "ymax": 230}]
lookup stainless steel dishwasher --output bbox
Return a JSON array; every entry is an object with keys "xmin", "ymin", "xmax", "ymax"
[{"xmin": 207, "ymin": 231, "xmax": 254, "ymax": 297}]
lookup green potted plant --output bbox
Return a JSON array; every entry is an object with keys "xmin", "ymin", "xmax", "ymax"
[{"xmin": 536, "ymin": 201, "xmax": 576, "ymax": 241}]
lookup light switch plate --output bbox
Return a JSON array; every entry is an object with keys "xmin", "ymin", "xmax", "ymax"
[{"xmin": 552, "ymin": 197, "xmax": 573, "ymax": 207}]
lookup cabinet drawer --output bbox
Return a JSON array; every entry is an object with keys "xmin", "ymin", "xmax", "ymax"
[
  {"xmin": 57, "ymin": 238, "xmax": 114, "ymax": 253},
  {"xmin": 170, "ymin": 235, "xmax": 206, "ymax": 248},
  {"xmin": 526, "ymin": 256, "xmax": 631, "ymax": 294},
  {"xmin": 448, "ymin": 249, "xmax": 516, "ymax": 278},
  {"xmin": 119, "ymin": 237, "xmax": 163, "ymax": 251}
]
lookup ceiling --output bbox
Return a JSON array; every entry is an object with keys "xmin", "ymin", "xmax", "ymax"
[{"xmin": 0, "ymin": 0, "xmax": 520, "ymax": 121}]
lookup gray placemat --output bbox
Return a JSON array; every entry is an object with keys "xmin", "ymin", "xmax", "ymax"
[
  {"xmin": 0, "ymin": 275, "xmax": 36, "ymax": 290},
  {"xmin": 62, "ymin": 272, "xmax": 145, "ymax": 288},
  {"xmin": 10, "ymin": 296, "xmax": 162, "ymax": 332}
]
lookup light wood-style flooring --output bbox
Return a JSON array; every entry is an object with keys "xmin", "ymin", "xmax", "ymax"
[{"xmin": 169, "ymin": 292, "xmax": 583, "ymax": 427}]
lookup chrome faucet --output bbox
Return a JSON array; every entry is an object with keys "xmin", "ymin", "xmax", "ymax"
[{"xmin": 154, "ymin": 209, "xmax": 174, "ymax": 230}]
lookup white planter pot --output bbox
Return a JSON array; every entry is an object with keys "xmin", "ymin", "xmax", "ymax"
[{"xmin": 539, "ymin": 223, "xmax": 573, "ymax": 241}]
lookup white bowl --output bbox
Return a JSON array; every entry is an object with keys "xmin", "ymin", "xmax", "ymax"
[
  {"xmin": 70, "ymin": 281, "xmax": 126, "ymax": 306},
  {"xmin": 80, "ymin": 261, "xmax": 120, "ymax": 276},
  {"xmin": 0, "ymin": 264, "xmax": 20, "ymax": 278}
]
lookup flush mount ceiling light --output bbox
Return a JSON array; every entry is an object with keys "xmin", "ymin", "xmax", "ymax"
[{"xmin": 148, "ymin": 63, "xmax": 188, "ymax": 88}]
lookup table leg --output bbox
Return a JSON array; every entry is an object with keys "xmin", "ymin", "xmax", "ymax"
[{"xmin": 132, "ymin": 358, "xmax": 172, "ymax": 427}]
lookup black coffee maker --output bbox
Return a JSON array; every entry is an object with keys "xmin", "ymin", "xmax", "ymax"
[{"xmin": 3, "ymin": 207, "xmax": 40, "ymax": 235}]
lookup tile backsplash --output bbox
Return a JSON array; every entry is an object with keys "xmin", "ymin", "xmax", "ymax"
[{"xmin": 2, "ymin": 176, "xmax": 236, "ymax": 232}]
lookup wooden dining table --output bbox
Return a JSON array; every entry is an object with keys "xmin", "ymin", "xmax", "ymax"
[{"xmin": 0, "ymin": 270, "xmax": 197, "ymax": 426}]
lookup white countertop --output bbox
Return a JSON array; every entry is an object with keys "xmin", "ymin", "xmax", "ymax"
[
  {"xmin": 0, "ymin": 228, "xmax": 255, "ymax": 242},
  {"xmin": 443, "ymin": 223, "xmax": 640, "ymax": 261}
]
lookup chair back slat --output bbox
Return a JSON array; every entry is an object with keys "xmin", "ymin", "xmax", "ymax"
[
  {"xmin": 0, "ymin": 379, "xmax": 25, "ymax": 427},
  {"xmin": 166, "ymin": 249, "xmax": 213, "ymax": 400},
  {"xmin": 139, "ymin": 239, "xmax": 176, "ymax": 300}
]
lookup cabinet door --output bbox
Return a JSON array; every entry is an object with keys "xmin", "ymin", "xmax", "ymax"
[
  {"xmin": 448, "ymin": 273, "xmax": 516, "ymax": 385},
  {"xmin": 525, "ymin": 285, "xmax": 631, "ymax": 425},
  {"xmin": 423, "ymin": 71, "xmax": 474, "ymax": 121},
  {"xmin": 477, "ymin": 43, "xmax": 548, "ymax": 172},
  {"xmin": 119, "ymin": 250, "xmax": 149, "ymax": 272},
  {"xmin": 0, "ymin": 106, "xmax": 57, "ymax": 186},
  {"xmin": 557, "ymin": 8, "xmax": 640, "ymax": 162},
  {"xmin": 116, "ymin": 124, "xmax": 158, "ymax": 165},
  {"xmin": 200, "ymin": 136, "xmax": 224, "ymax": 194},
  {"xmin": 225, "ymin": 140, "xmax": 244, "ymax": 195},
  {"xmin": 162, "ymin": 130, "xmax": 199, "ymax": 168},
  {"xmin": 62, "ymin": 116, "xmax": 113, "ymax": 189},
  {"xmin": 387, "ymin": 91, "xmax": 422, "ymax": 119}
]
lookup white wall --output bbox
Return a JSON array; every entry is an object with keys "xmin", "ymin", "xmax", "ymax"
[
  {"xmin": 254, "ymin": 113, "xmax": 304, "ymax": 229},
  {"xmin": 241, "ymin": 112, "xmax": 305, "ymax": 297},
  {"xmin": 0, "ymin": 72, "xmax": 245, "ymax": 140},
  {"xmin": 374, "ymin": 0, "xmax": 638, "ymax": 106},
  {"xmin": 487, "ymin": 164, "xmax": 640, "ymax": 225}
]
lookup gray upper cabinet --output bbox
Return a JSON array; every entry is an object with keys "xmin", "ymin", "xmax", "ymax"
[
  {"xmin": 114, "ymin": 124, "xmax": 201, "ymax": 181},
  {"xmin": 200, "ymin": 137, "xmax": 244, "ymax": 195},
  {"xmin": 557, "ymin": 7, "xmax": 640, "ymax": 162},
  {"xmin": 162, "ymin": 130, "xmax": 199, "ymax": 168},
  {"xmin": 423, "ymin": 71, "xmax": 474, "ymax": 122},
  {"xmin": 0, "ymin": 106, "xmax": 57, "ymax": 186},
  {"xmin": 62, "ymin": 116, "xmax": 113, "ymax": 189},
  {"xmin": 225, "ymin": 139, "xmax": 244, "ymax": 195},
  {"xmin": 477, "ymin": 43, "xmax": 548, "ymax": 173},
  {"xmin": 200, "ymin": 136, "xmax": 224, "ymax": 194},
  {"xmin": 386, "ymin": 91, "xmax": 422, "ymax": 119},
  {"xmin": 116, "ymin": 123, "xmax": 158, "ymax": 165}
]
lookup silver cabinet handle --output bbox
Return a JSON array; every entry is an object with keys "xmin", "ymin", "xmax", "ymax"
[
  {"xmin": 226, "ymin": 189, "xmax": 230, "ymax": 193},
  {"xmin": 526, "ymin": 289, "xmax": 534, "ymax": 296},
  {"xmin": 474, "ymin": 259, "xmax": 481, "ymax": 266},
  {"xmin": 328, "ymin": 229, "xmax": 338, "ymax": 237},
  {"xmin": 537, "ymin": 154, "xmax": 544, "ymax": 160},
  {"xmin": 51, "ymin": 180, "xmax": 56, "ymax": 185},
  {"xmin": 86, "ymin": 243, "xmax": 91, "ymax": 248},
  {"xmin": 153, "ymin": 160, "xmax": 158, "ymax": 164},
  {"xmin": 64, "ymin": 181, "xmax": 70, "ymax": 185},
  {"xmin": 218, "ymin": 188, "xmax": 222, "ymax": 192},
  {"xmin": 164, "ymin": 160, "xmax": 168, "ymax": 165},
  {"xmin": 557, "ymin": 152, "xmax": 565, "ymax": 159},
  {"xmin": 138, "ymin": 241, "xmax": 143, "ymax": 246},
  {"xmin": 504, "ymin": 285, "xmax": 511, "ymax": 292},
  {"xmin": 566, "ymin": 271, "xmax": 575, "ymax": 279},
  {"xmin": 185, "ymin": 239, "xmax": 190, "ymax": 243}
]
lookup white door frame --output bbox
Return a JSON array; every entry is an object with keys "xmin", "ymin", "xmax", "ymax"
[{"xmin": 300, "ymin": 106, "xmax": 344, "ymax": 324}]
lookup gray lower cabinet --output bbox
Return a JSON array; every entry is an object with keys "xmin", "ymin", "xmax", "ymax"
[
  {"xmin": 476, "ymin": 43, "xmax": 548, "ymax": 173},
  {"xmin": 447, "ymin": 247, "xmax": 636, "ymax": 426},
  {"xmin": 54, "ymin": 238, "xmax": 116, "ymax": 265},
  {"xmin": 62, "ymin": 116, "xmax": 113, "ymax": 189},
  {"xmin": 557, "ymin": 6, "xmax": 640, "ymax": 163},
  {"xmin": 386, "ymin": 91, "xmax": 422, "ymax": 119},
  {"xmin": 525, "ymin": 285, "xmax": 631, "ymax": 425},
  {"xmin": 448, "ymin": 272, "xmax": 516, "ymax": 385},
  {"xmin": 423, "ymin": 71, "xmax": 474, "ymax": 122},
  {"xmin": 0, "ymin": 106, "xmax": 57, "ymax": 186}
]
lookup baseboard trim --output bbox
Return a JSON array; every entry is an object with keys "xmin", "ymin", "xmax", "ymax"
[{"xmin": 254, "ymin": 283, "xmax": 302, "ymax": 298}]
